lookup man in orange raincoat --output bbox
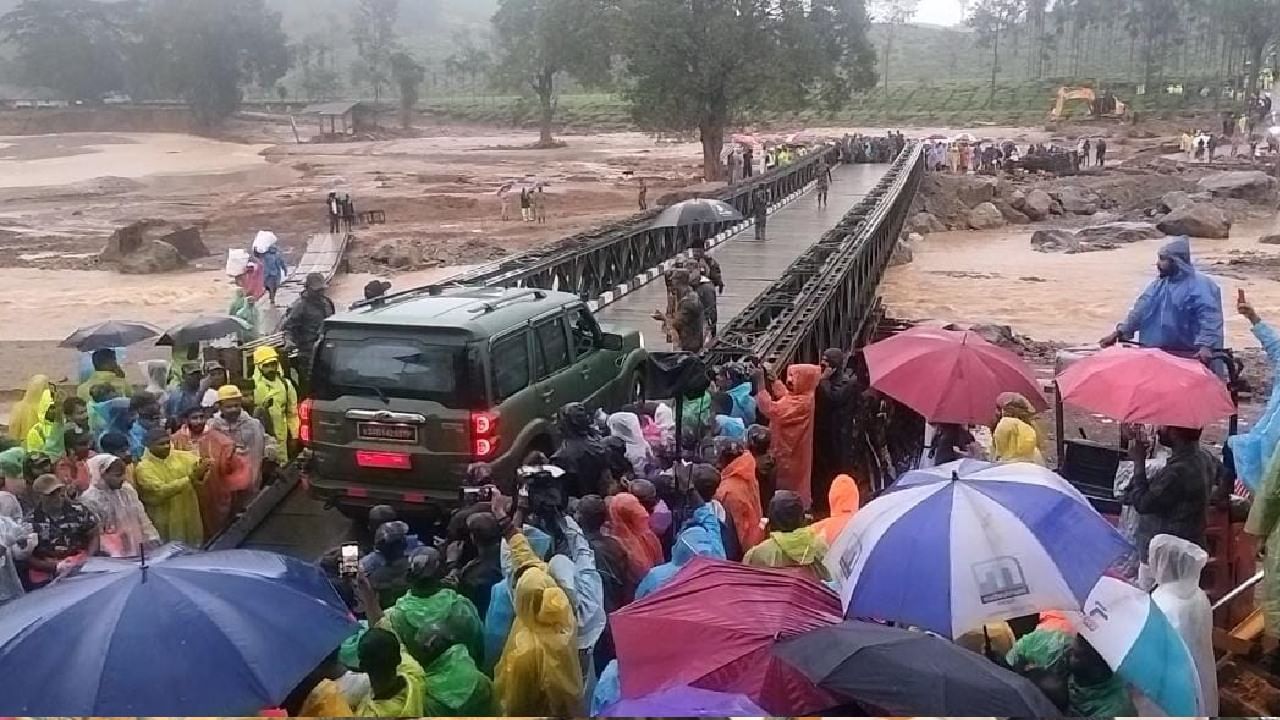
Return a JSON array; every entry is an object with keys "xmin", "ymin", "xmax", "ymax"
[
  {"xmin": 755, "ymin": 363, "xmax": 821, "ymax": 508},
  {"xmin": 714, "ymin": 438, "xmax": 764, "ymax": 552},
  {"xmin": 811, "ymin": 474, "xmax": 861, "ymax": 545},
  {"xmin": 171, "ymin": 405, "xmax": 248, "ymax": 540}
]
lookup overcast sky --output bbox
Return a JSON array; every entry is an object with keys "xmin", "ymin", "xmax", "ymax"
[{"xmin": 913, "ymin": 0, "xmax": 965, "ymax": 26}]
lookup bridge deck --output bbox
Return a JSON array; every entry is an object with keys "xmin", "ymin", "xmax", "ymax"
[{"xmin": 595, "ymin": 163, "xmax": 890, "ymax": 342}]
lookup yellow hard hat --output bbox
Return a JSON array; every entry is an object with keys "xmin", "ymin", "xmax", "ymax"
[
  {"xmin": 252, "ymin": 346, "xmax": 280, "ymax": 366},
  {"xmin": 216, "ymin": 385, "xmax": 243, "ymax": 402}
]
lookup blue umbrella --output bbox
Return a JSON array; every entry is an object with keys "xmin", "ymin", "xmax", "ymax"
[
  {"xmin": 826, "ymin": 459, "xmax": 1132, "ymax": 638},
  {"xmin": 0, "ymin": 545, "xmax": 355, "ymax": 715}
]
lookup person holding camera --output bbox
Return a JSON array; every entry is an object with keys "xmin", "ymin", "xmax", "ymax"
[{"xmin": 551, "ymin": 403, "xmax": 611, "ymax": 499}]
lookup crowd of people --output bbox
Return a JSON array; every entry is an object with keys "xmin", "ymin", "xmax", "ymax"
[{"xmin": 922, "ymin": 136, "xmax": 1108, "ymax": 175}]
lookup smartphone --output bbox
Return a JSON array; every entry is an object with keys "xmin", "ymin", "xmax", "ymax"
[
  {"xmin": 461, "ymin": 486, "xmax": 493, "ymax": 503},
  {"xmin": 339, "ymin": 543, "xmax": 359, "ymax": 578}
]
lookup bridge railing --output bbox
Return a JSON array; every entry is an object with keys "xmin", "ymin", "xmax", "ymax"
[
  {"xmin": 706, "ymin": 143, "xmax": 925, "ymax": 369},
  {"xmin": 369, "ymin": 144, "xmax": 841, "ymax": 307}
]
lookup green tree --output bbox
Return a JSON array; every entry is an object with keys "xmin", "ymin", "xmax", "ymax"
[
  {"xmin": 140, "ymin": 0, "xmax": 290, "ymax": 126},
  {"xmin": 444, "ymin": 30, "xmax": 493, "ymax": 94},
  {"xmin": 352, "ymin": 0, "xmax": 400, "ymax": 102},
  {"xmin": 871, "ymin": 0, "xmax": 920, "ymax": 93},
  {"xmin": 390, "ymin": 50, "xmax": 425, "ymax": 128},
  {"xmin": 968, "ymin": 0, "xmax": 1025, "ymax": 103},
  {"xmin": 491, "ymin": 0, "xmax": 615, "ymax": 146},
  {"xmin": 1222, "ymin": 0, "xmax": 1280, "ymax": 97},
  {"xmin": 297, "ymin": 38, "xmax": 343, "ymax": 101},
  {"xmin": 622, "ymin": 0, "xmax": 876, "ymax": 180},
  {"xmin": 0, "ymin": 0, "xmax": 137, "ymax": 101}
]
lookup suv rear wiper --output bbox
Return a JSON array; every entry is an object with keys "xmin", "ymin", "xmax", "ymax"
[{"xmin": 345, "ymin": 383, "xmax": 390, "ymax": 405}]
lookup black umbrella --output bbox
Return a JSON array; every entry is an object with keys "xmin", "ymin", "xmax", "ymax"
[
  {"xmin": 774, "ymin": 621, "xmax": 1063, "ymax": 717},
  {"xmin": 59, "ymin": 321, "xmax": 160, "ymax": 352},
  {"xmin": 651, "ymin": 198, "xmax": 744, "ymax": 228},
  {"xmin": 157, "ymin": 314, "xmax": 252, "ymax": 347}
]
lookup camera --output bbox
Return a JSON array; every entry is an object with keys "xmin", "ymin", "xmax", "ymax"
[{"xmin": 461, "ymin": 485, "xmax": 494, "ymax": 503}]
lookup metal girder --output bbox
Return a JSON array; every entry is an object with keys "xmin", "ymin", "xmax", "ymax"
[
  {"xmin": 704, "ymin": 144, "xmax": 925, "ymax": 369},
  {"xmin": 367, "ymin": 146, "xmax": 842, "ymax": 308}
]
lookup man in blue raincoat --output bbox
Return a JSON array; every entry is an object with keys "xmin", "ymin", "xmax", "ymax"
[{"xmin": 1100, "ymin": 236, "xmax": 1224, "ymax": 365}]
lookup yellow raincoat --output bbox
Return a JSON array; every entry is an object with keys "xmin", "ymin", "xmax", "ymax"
[
  {"xmin": 77, "ymin": 370, "xmax": 131, "ymax": 402},
  {"xmin": 493, "ymin": 532, "xmax": 584, "ymax": 716},
  {"xmin": 300, "ymin": 678, "xmax": 354, "ymax": 716},
  {"xmin": 8, "ymin": 375, "xmax": 50, "ymax": 446},
  {"xmin": 1247, "ymin": 444, "xmax": 1280, "ymax": 639},
  {"xmin": 355, "ymin": 651, "xmax": 427, "ymax": 717},
  {"xmin": 743, "ymin": 527, "xmax": 831, "ymax": 583},
  {"xmin": 253, "ymin": 367, "xmax": 298, "ymax": 463},
  {"xmin": 135, "ymin": 448, "xmax": 204, "ymax": 546},
  {"xmin": 993, "ymin": 417, "xmax": 1045, "ymax": 465}
]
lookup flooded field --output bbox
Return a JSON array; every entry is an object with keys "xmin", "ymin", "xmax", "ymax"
[{"xmin": 881, "ymin": 217, "xmax": 1280, "ymax": 348}]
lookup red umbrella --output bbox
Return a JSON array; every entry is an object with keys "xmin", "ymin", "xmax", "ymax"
[
  {"xmin": 1057, "ymin": 346, "xmax": 1234, "ymax": 426},
  {"xmin": 864, "ymin": 326, "xmax": 1047, "ymax": 424},
  {"xmin": 611, "ymin": 557, "xmax": 841, "ymax": 714}
]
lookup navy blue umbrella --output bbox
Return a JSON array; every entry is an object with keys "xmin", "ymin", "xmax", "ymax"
[{"xmin": 0, "ymin": 545, "xmax": 356, "ymax": 715}]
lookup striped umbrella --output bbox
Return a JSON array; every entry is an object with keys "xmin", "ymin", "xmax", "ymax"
[{"xmin": 826, "ymin": 459, "xmax": 1132, "ymax": 638}]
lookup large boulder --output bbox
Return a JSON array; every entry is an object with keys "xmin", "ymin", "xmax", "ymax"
[
  {"xmin": 1009, "ymin": 189, "xmax": 1027, "ymax": 211},
  {"xmin": 994, "ymin": 200, "xmax": 1030, "ymax": 225},
  {"xmin": 1197, "ymin": 171, "xmax": 1276, "ymax": 201},
  {"xmin": 369, "ymin": 240, "xmax": 423, "ymax": 269},
  {"xmin": 116, "ymin": 240, "xmax": 187, "ymax": 274},
  {"xmin": 1259, "ymin": 233, "xmax": 1280, "ymax": 245},
  {"xmin": 967, "ymin": 202, "xmax": 1006, "ymax": 230},
  {"xmin": 1023, "ymin": 189, "xmax": 1053, "ymax": 221},
  {"xmin": 1030, "ymin": 229, "xmax": 1077, "ymax": 252},
  {"xmin": 101, "ymin": 220, "xmax": 206, "ymax": 264},
  {"xmin": 969, "ymin": 323, "xmax": 1019, "ymax": 349},
  {"xmin": 1158, "ymin": 191, "xmax": 1192, "ymax": 213},
  {"xmin": 1074, "ymin": 221, "xmax": 1165, "ymax": 245},
  {"xmin": 1157, "ymin": 203, "xmax": 1231, "ymax": 238},
  {"xmin": 906, "ymin": 212, "xmax": 945, "ymax": 235},
  {"xmin": 1052, "ymin": 186, "xmax": 1099, "ymax": 215},
  {"xmin": 956, "ymin": 175, "xmax": 1000, "ymax": 208}
]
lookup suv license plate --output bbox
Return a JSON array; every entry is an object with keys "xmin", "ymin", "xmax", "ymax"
[{"xmin": 357, "ymin": 422, "xmax": 418, "ymax": 443}]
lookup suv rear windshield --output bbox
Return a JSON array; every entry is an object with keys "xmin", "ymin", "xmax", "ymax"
[{"xmin": 312, "ymin": 333, "xmax": 477, "ymax": 408}]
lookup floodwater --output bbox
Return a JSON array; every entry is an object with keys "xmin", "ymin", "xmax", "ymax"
[
  {"xmin": 880, "ymin": 217, "xmax": 1280, "ymax": 348},
  {"xmin": 0, "ymin": 132, "xmax": 269, "ymax": 189}
]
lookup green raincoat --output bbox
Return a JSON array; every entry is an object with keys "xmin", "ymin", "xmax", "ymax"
[
  {"xmin": 383, "ymin": 586, "xmax": 485, "ymax": 666},
  {"xmin": 1246, "ymin": 443, "xmax": 1280, "ymax": 639},
  {"xmin": 355, "ymin": 651, "xmax": 427, "ymax": 717},
  {"xmin": 742, "ymin": 527, "xmax": 830, "ymax": 582},
  {"xmin": 422, "ymin": 644, "xmax": 495, "ymax": 716}
]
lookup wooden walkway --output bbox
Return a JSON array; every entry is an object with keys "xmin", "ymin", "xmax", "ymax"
[{"xmin": 595, "ymin": 163, "xmax": 889, "ymax": 341}]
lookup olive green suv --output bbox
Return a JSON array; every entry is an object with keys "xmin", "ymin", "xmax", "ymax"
[{"xmin": 303, "ymin": 285, "xmax": 647, "ymax": 515}]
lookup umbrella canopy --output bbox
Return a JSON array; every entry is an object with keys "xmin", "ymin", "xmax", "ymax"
[
  {"xmin": 157, "ymin": 314, "xmax": 252, "ymax": 347},
  {"xmin": 60, "ymin": 320, "xmax": 160, "ymax": 352},
  {"xmin": 1057, "ymin": 346, "xmax": 1234, "ymax": 426},
  {"xmin": 864, "ymin": 326, "xmax": 1047, "ymax": 424},
  {"xmin": 601, "ymin": 684, "xmax": 767, "ymax": 717},
  {"xmin": 775, "ymin": 620, "xmax": 1063, "ymax": 717},
  {"xmin": 1069, "ymin": 576, "xmax": 1203, "ymax": 716},
  {"xmin": 650, "ymin": 198, "xmax": 745, "ymax": 229},
  {"xmin": 0, "ymin": 546, "xmax": 356, "ymax": 715},
  {"xmin": 826, "ymin": 460, "xmax": 1132, "ymax": 638},
  {"xmin": 611, "ymin": 556, "xmax": 841, "ymax": 714}
]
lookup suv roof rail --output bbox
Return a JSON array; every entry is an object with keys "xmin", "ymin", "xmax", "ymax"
[
  {"xmin": 349, "ymin": 282, "xmax": 460, "ymax": 311},
  {"xmin": 469, "ymin": 288, "xmax": 548, "ymax": 314}
]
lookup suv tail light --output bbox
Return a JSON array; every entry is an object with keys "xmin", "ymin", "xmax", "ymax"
[
  {"xmin": 471, "ymin": 411, "xmax": 499, "ymax": 459},
  {"xmin": 299, "ymin": 398, "xmax": 313, "ymax": 445}
]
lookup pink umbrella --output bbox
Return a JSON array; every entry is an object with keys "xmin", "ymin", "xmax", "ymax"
[
  {"xmin": 611, "ymin": 557, "xmax": 840, "ymax": 714},
  {"xmin": 864, "ymin": 326, "xmax": 1048, "ymax": 424},
  {"xmin": 1057, "ymin": 346, "xmax": 1234, "ymax": 427}
]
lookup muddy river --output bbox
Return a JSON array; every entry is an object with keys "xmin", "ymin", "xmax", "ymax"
[{"xmin": 881, "ymin": 217, "xmax": 1280, "ymax": 348}]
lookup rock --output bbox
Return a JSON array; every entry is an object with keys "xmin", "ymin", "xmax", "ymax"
[
  {"xmin": 956, "ymin": 175, "xmax": 1000, "ymax": 208},
  {"xmin": 370, "ymin": 240, "xmax": 423, "ymax": 269},
  {"xmin": 161, "ymin": 227, "xmax": 208, "ymax": 260},
  {"xmin": 1030, "ymin": 229, "xmax": 1078, "ymax": 252},
  {"xmin": 1009, "ymin": 189, "xmax": 1027, "ymax": 211},
  {"xmin": 1157, "ymin": 203, "xmax": 1231, "ymax": 238},
  {"xmin": 994, "ymin": 200, "xmax": 1030, "ymax": 225},
  {"xmin": 1023, "ymin": 189, "xmax": 1053, "ymax": 220},
  {"xmin": 1052, "ymin": 186, "xmax": 1099, "ymax": 215},
  {"xmin": 970, "ymin": 323, "xmax": 1018, "ymax": 349},
  {"xmin": 1074, "ymin": 221, "xmax": 1165, "ymax": 245},
  {"xmin": 967, "ymin": 202, "xmax": 1006, "ymax": 230},
  {"xmin": 906, "ymin": 232, "xmax": 925, "ymax": 245},
  {"xmin": 1260, "ymin": 234, "xmax": 1280, "ymax": 245},
  {"xmin": 1197, "ymin": 170, "xmax": 1276, "ymax": 201},
  {"xmin": 116, "ymin": 240, "xmax": 186, "ymax": 274},
  {"xmin": 1158, "ymin": 191, "xmax": 1192, "ymax": 213},
  {"xmin": 890, "ymin": 240, "xmax": 914, "ymax": 267},
  {"xmin": 101, "ymin": 220, "xmax": 206, "ymax": 264},
  {"xmin": 906, "ymin": 212, "xmax": 945, "ymax": 235}
]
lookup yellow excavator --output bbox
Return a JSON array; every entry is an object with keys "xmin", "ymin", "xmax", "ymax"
[{"xmin": 1048, "ymin": 87, "xmax": 1128, "ymax": 121}]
